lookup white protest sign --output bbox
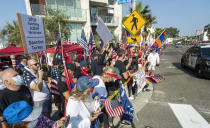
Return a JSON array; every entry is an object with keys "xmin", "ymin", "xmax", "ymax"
[
  {"xmin": 17, "ymin": 13, "xmax": 46, "ymax": 54},
  {"xmin": 134, "ymin": 69, "xmax": 146, "ymax": 93},
  {"xmin": 96, "ymin": 17, "xmax": 113, "ymax": 45}
]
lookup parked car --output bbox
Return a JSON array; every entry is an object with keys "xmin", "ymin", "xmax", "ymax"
[
  {"xmin": 181, "ymin": 44, "xmax": 210, "ymax": 78},
  {"xmin": 176, "ymin": 43, "xmax": 183, "ymax": 48}
]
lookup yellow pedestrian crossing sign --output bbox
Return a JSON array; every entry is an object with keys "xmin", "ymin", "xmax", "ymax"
[
  {"xmin": 127, "ymin": 36, "xmax": 141, "ymax": 43},
  {"xmin": 123, "ymin": 10, "xmax": 146, "ymax": 35}
]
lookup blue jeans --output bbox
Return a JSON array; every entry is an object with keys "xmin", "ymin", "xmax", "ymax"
[{"xmin": 42, "ymin": 97, "xmax": 52, "ymax": 118}]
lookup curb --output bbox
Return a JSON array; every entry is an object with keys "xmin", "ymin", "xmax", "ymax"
[{"xmin": 113, "ymin": 83, "xmax": 154, "ymax": 127}]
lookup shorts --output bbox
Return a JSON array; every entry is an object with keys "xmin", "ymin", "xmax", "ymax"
[{"xmin": 148, "ymin": 64, "xmax": 155, "ymax": 70}]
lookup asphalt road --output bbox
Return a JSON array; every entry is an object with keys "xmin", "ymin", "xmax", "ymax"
[{"xmin": 134, "ymin": 46, "xmax": 210, "ymax": 128}]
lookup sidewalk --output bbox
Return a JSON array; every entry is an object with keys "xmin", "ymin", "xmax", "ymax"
[
  {"xmin": 113, "ymin": 83, "xmax": 154, "ymax": 127},
  {"xmin": 51, "ymin": 83, "xmax": 154, "ymax": 127}
]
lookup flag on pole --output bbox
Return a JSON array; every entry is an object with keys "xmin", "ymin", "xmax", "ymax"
[
  {"xmin": 100, "ymin": 40, "xmax": 105, "ymax": 49},
  {"xmin": 89, "ymin": 30, "xmax": 96, "ymax": 63},
  {"xmin": 78, "ymin": 39, "xmax": 88, "ymax": 51},
  {"xmin": 81, "ymin": 27, "xmax": 88, "ymax": 46},
  {"xmin": 49, "ymin": 78, "xmax": 60, "ymax": 96},
  {"xmin": 122, "ymin": 32, "xmax": 127, "ymax": 44},
  {"xmin": 104, "ymin": 99, "xmax": 125, "ymax": 117},
  {"xmin": 151, "ymin": 30, "xmax": 165, "ymax": 49},
  {"xmin": 120, "ymin": 84, "xmax": 135, "ymax": 122}
]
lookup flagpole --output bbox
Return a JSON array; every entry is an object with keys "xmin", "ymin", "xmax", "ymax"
[{"xmin": 154, "ymin": 29, "xmax": 165, "ymax": 42}]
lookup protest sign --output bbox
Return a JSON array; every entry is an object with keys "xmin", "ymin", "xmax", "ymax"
[
  {"xmin": 134, "ymin": 69, "xmax": 146, "ymax": 93},
  {"xmin": 17, "ymin": 13, "xmax": 46, "ymax": 54},
  {"xmin": 96, "ymin": 17, "xmax": 113, "ymax": 45}
]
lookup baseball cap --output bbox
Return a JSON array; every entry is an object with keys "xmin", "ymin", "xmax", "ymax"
[
  {"xmin": 77, "ymin": 76, "xmax": 98, "ymax": 91},
  {"xmin": 80, "ymin": 60, "xmax": 88, "ymax": 67},
  {"xmin": 3, "ymin": 101, "xmax": 42, "ymax": 124}
]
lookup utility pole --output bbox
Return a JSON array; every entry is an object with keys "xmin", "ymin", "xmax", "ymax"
[{"xmin": 133, "ymin": 0, "xmax": 136, "ymax": 10}]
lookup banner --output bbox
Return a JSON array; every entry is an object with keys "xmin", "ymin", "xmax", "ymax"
[{"xmin": 134, "ymin": 69, "xmax": 146, "ymax": 93}]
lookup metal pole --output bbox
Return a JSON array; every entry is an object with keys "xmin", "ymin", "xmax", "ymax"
[{"xmin": 133, "ymin": 0, "xmax": 136, "ymax": 10}]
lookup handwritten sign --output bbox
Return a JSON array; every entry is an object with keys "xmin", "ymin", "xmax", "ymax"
[
  {"xmin": 17, "ymin": 13, "xmax": 46, "ymax": 54},
  {"xmin": 96, "ymin": 17, "xmax": 113, "ymax": 45},
  {"xmin": 134, "ymin": 69, "xmax": 146, "ymax": 93}
]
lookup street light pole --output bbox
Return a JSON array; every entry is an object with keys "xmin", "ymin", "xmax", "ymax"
[{"xmin": 133, "ymin": 0, "xmax": 136, "ymax": 10}]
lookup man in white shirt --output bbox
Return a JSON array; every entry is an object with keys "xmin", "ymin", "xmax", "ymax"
[
  {"xmin": 23, "ymin": 58, "xmax": 51, "ymax": 118},
  {"xmin": 147, "ymin": 49, "xmax": 160, "ymax": 76}
]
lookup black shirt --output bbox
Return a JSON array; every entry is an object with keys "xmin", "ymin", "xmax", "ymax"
[
  {"xmin": 115, "ymin": 60, "xmax": 127, "ymax": 83},
  {"xmin": 58, "ymin": 75, "xmax": 68, "ymax": 104},
  {"xmin": 0, "ymin": 85, "xmax": 33, "ymax": 116}
]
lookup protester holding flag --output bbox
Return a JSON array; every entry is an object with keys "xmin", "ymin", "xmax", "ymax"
[{"xmin": 58, "ymin": 63, "xmax": 77, "ymax": 115}]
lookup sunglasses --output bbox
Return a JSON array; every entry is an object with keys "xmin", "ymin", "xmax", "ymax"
[{"xmin": 32, "ymin": 63, "xmax": 39, "ymax": 66}]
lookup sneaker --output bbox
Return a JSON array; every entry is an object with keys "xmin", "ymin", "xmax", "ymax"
[{"xmin": 129, "ymin": 96, "xmax": 134, "ymax": 100}]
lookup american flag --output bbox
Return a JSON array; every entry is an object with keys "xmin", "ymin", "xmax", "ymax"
[
  {"xmin": 149, "ymin": 74, "xmax": 164, "ymax": 84},
  {"xmin": 104, "ymin": 99, "xmax": 125, "ymax": 117},
  {"xmin": 89, "ymin": 30, "xmax": 96, "ymax": 63},
  {"xmin": 81, "ymin": 27, "xmax": 88, "ymax": 48},
  {"xmin": 77, "ymin": 39, "xmax": 88, "ymax": 51},
  {"xmin": 49, "ymin": 79, "xmax": 60, "ymax": 96}
]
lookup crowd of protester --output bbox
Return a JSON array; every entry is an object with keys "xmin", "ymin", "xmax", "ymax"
[{"xmin": 0, "ymin": 41, "xmax": 161, "ymax": 128}]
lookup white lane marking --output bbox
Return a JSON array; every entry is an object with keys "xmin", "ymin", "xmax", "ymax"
[{"xmin": 169, "ymin": 103, "xmax": 210, "ymax": 128}]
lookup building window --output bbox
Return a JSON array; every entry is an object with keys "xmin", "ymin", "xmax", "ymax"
[
  {"xmin": 108, "ymin": 0, "xmax": 115, "ymax": 5},
  {"xmin": 69, "ymin": 23, "xmax": 83, "ymax": 42}
]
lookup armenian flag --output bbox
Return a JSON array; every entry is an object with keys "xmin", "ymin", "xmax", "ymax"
[
  {"xmin": 100, "ymin": 40, "xmax": 105, "ymax": 49},
  {"xmin": 153, "ymin": 30, "xmax": 165, "ymax": 48}
]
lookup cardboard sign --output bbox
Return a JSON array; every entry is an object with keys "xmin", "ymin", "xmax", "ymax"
[
  {"xmin": 17, "ymin": 13, "xmax": 46, "ymax": 54},
  {"xmin": 134, "ymin": 69, "xmax": 146, "ymax": 93},
  {"xmin": 123, "ymin": 10, "xmax": 146, "ymax": 36},
  {"xmin": 96, "ymin": 17, "xmax": 113, "ymax": 45},
  {"xmin": 118, "ymin": 0, "xmax": 132, "ymax": 5},
  {"xmin": 127, "ymin": 36, "xmax": 141, "ymax": 43}
]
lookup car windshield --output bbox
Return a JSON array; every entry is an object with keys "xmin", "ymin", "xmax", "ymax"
[{"xmin": 201, "ymin": 48, "xmax": 210, "ymax": 56}]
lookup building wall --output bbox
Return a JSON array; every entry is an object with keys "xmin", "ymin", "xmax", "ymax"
[
  {"xmin": 25, "ymin": 0, "xmax": 122, "ymax": 43},
  {"xmin": 81, "ymin": 0, "xmax": 91, "ymax": 41},
  {"xmin": 112, "ymin": 2, "xmax": 122, "ymax": 41}
]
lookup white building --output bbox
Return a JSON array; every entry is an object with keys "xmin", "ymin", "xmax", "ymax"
[
  {"xmin": 203, "ymin": 24, "xmax": 210, "ymax": 41},
  {"xmin": 24, "ymin": 0, "xmax": 122, "ymax": 43}
]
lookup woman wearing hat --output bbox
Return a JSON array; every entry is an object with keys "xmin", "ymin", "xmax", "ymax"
[
  {"xmin": 1, "ymin": 101, "xmax": 65, "ymax": 128},
  {"xmin": 65, "ymin": 76, "xmax": 101, "ymax": 128}
]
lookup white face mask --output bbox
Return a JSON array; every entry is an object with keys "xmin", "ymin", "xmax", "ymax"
[{"xmin": 0, "ymin": 81, "xmax": 6, "ymax": 90}]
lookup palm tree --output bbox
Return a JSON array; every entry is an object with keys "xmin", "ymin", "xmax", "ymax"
[
  {"xmin": 128, "ymin": 2, "xmax": 157, "ymax": 41},
  {"xmin": 0, "ymin": 21, "xmax": 22, "ymax": 46}
]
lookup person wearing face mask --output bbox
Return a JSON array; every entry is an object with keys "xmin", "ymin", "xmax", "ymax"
[
  {"xmin": 0, "ymin": 69, "xmax": 33, "ymax": 128},
  {"xmin": 77, "ymin": 60, "xmax": 92, "ymax": 78}
]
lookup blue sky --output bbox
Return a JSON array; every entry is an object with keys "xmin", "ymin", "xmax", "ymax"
[
  {"xmin": 0, "ymin": 0, "xmax": 210, "ymax": 37},
  {"xmin": 123, "ymin": 0, "xmax": 210, "ymax": 36}
]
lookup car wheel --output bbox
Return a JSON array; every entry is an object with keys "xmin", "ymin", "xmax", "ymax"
[
  {"xmin": 181, "ymin": 59, "xmax": 185, "ymax": 68},
  {"xmin": 195, "ymin": 65, "xmax": 203, "ymax": 78}
]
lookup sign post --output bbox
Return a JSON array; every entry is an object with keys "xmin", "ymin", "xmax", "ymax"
[
  {"xmin": 17, "ymin": 13, "xmax": 46, "ymax": 54},
  {"xmin": 123, "ymin": 10, "xmax": 146, "ymax": 36}
]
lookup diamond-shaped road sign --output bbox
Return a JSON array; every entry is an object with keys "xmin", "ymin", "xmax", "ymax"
[
  {"xmin": 127, "ymin": 36, "xmax": 141, "ymax": 43},
  {"xmin": 123, "ymin": 10, "xmax": 146, "ymax": 36}
]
